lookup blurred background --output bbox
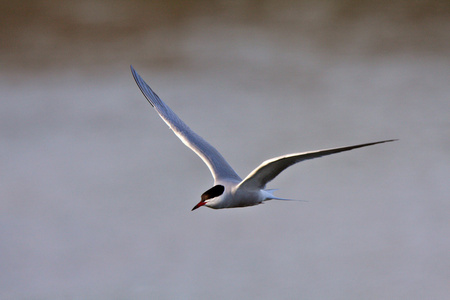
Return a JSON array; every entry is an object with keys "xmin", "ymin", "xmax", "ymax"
[{"xmin": 1, "ymin": 0, "xmax": 449, "ymax": 299}]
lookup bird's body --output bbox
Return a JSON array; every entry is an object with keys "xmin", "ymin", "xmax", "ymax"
[
  {"xmin": 130, "ymin": 65, "xmax": 396, "ymax": 210},
  {"xmin": 201, "ymin": 181, "xmax": 275, "ymax": 210}
]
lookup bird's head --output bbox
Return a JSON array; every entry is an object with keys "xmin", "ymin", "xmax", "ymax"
[{"xmin": 192, "ymin": 185, "xmax": 225, "ymax": 211}]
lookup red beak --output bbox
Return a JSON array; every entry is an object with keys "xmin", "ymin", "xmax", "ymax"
[{"xmin": 191, "ymin": 201, "xmax": 206, "ymax": 211}]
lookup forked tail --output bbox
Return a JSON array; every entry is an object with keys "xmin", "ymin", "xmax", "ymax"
[{"xmin": 264, "ymin": 189, "xmax": 307, "ymax": 202}]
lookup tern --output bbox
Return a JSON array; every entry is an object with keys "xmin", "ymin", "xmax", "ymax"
[{"xmin": 131, "ymin": 65, "xmax": 396, "ymax": 211}]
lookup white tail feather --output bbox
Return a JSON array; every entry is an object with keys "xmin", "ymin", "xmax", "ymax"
[{"xmin": 264, "ymin": 189, "xmax": 308, "ymax": 202}]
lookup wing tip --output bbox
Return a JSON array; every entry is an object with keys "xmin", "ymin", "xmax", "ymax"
[
  {"xmin": 130, "ymin": 64, "xmax": 137, "ymax": 78},
  {"xmin": 130, "ymin": 65, "xmax": 156, "ymax": 108},
  {"xmin": 374, "ymin": 139, "xmax": 399, "ymax": 145}
]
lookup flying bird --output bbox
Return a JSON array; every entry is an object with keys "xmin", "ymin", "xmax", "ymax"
[{"xmin": 130, "ymin": 65, "xmax": 396, "ymax": 210}]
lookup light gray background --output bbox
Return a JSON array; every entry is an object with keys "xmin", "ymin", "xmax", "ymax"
[{"xmin": 1, "ymin": 1, "xmax": 449, "ymax": 299}]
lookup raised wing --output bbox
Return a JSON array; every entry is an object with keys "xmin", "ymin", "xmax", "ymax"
[
  {"xmin": 131, "ymin": 65, "xmax": 241, "ymax": 182},
  {"xmin": 238, "ymin": 139, "xmax": 397, "ymax": 190}
]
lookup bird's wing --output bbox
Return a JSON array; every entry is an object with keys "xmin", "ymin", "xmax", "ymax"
[
  {"xmin": 238, "ymin": 139, "xmax": 397, "ymax": 190},
  {"xmin": 131, "ymin": 65, "xmax": 241, "ymax": 182}
]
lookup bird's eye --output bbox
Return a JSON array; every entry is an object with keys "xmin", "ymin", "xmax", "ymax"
[{"xmin": 201, "ymin": 185, "xmax": 225, "ymax": 201}]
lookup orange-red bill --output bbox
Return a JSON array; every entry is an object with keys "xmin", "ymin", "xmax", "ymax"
[{"xmin": 191, "ymin": 201, "xmax": 206, "ymax": 211}]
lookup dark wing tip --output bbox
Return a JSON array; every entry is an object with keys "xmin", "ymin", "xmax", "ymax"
[
  {"xmin": 130, "ymin": 64, "xmax": 139, "ymax": 84},
  {"xmin": 130, "ymin": 65, "xmax": 157, "ymax": 108},
  {"xmin": 370, "ymin": 139, "xmax": 399, "ymax": 146}
]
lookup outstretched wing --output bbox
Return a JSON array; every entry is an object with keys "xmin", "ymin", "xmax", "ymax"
[
  {"xmin": 238, "ymin": 140, "xmax": 397, "ymax": 190},
  {"xmin": 131, "ymin": 65, "xmax": 241, "ymax": 182}
]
